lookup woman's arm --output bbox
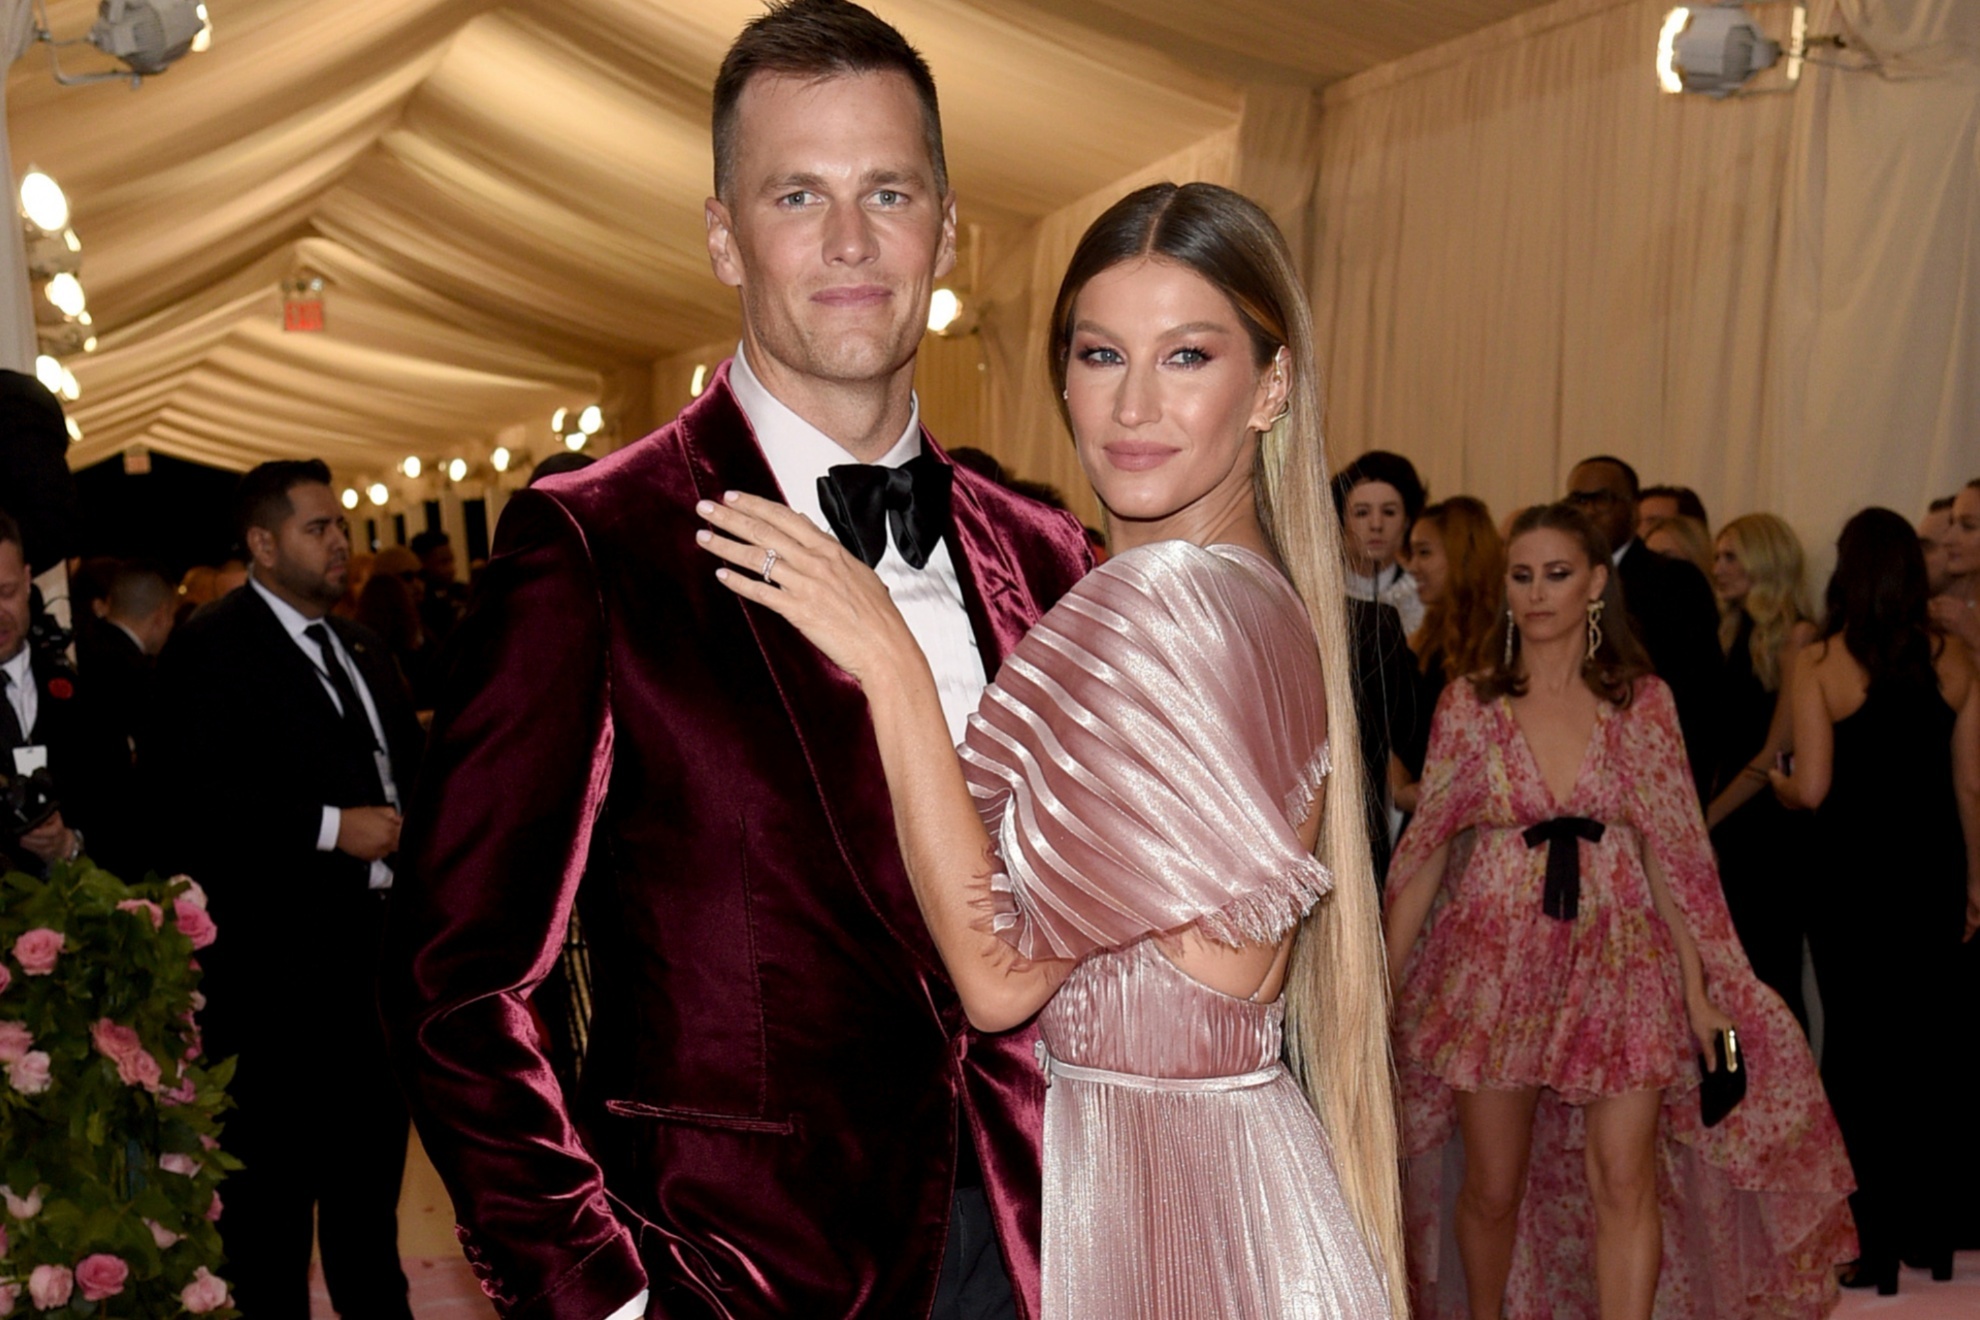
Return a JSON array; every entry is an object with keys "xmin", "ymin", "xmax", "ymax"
[
  {"xmin": 1705, "ymin": 622, "xmax": 1816, "ymax": 827},
  {"xmin": 698, "ymin": 493, "xmax": 1072, "ymax": 1032},
  {"xmin": 1388, "ymin": 752, "xmax": 1421, "ymax": 816},
  {"xmin": 1641, "ymin": 846, "xmax": 1736, "ymax": 1063},
  {"xmin": 1383, "ymin": 840, "xmax": 1449, "ymax": 998},
  {"xmin": 1770, "ymin": 644, "xmax": 1834, "ymax": 810}
]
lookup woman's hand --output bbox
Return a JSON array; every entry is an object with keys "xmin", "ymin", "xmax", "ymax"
[
  {"xmin": 697, "ymin": 492, "xmax": 914, "ymax": 684},
  {"xmin": 1687, "ymin": 993, "xmax": 1737, "ymax": 1069}
]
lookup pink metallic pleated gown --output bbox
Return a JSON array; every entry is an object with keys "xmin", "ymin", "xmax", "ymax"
[{"xmin": 959, "ymin": 541, "xmax": 1392, "ymax": 1320}]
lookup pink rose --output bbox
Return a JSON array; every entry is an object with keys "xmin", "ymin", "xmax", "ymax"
[
  {"xmin": 9, "ymin": 929, "xmax": 62, "ymax": 976},
  {"xmin": 0, "ymin": 1280, "xmax": 21, "ymax": 1315},
  {"xmin": 0, "ymin": 961, "xmax": 11, "ymax": 995},
  {"xmin": 206, "ymin": 1191, "xmax": 223, "ymax": 1222},
  {"xmin": 172, "ymin": 898, "xmax": 218, "ymax": 950},
  {"xmin": 190, "ymin": 989, "xmax": 206, "ymax": 1012},
  {"xmin": 0, "ymin": 1020, "xmax": 30, "ymax": 1064},
  {"xmin": 74, "ymin": 1255, "xmax": 129, "ymax": 1302},
  {"xmin": 91, "ymin": 1020, "xmax": 163, "ymax": 1092},
  {"xmin": 160, "ymin": 1074, "xmax": 197, "ymax": 1106},
  {"xmin": 27, "ymin": 1265, "xmax": 71, "ymax": 1310},
  {"xmin": 5, "ymin": 1051, "xmax": 50, "ymax": 1095},
  {"xmin": 116, "ymin": 898, "xmax": 165, "ymax": 929},
  {"xmin": 1, "ymin": 1183, "xmax": 43, "ymax": 1217},
  {"xmin": 146, "ymin": 1217, "xmax": 181, "ymax": 1249},
  {"xmin": 180, "ymin": 1267, "xmax": 229, "ymax": 1313},
  {"xmin": 159, "ymin": 1152, "xmax": 201, "ymax": 1177},
  {"xmin": 171, "ymin": 876, "xmax": 208, "ymax": 910}
]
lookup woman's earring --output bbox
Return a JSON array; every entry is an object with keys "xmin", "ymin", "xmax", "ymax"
[
  {"xmin": 1586, "ymin": 600, "xmax": 1605, "ymax": 661},
  {"xmin": 1504, "ymin": 610, "xmax": 1516, "ymax": 667}
]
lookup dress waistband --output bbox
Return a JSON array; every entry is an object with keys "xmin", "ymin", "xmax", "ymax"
[{"xmin": 1036, "ymin": 1041, "xmax": 1285, "ymax": 1093}]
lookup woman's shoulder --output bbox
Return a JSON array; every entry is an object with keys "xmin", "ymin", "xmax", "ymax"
[
  {"xmin": 1077, "ymin": 539, "xmax": 1302, "ymax": 624},
  {"xmin": 1624, "ymin": 672, "xmax": 1678, "ymax": 720},
  {"xmin": 1934, "ymin": 633, "xmax": 1977, "ymax": 704}
]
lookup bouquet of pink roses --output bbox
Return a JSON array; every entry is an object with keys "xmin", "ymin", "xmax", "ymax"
[{"xmin": 0, "ymin": 859, "xmax": 237, "ymax": 1318}]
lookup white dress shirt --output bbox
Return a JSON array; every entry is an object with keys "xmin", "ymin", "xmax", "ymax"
[
  {"xmin": 600, "ymin": 352, "xmax": 990, "ymax": 1320},
  {"xmin": 249, "ymin": 575, "xmax": 400, "ymax": 890},
  {"xmin": 1, "ymin": 644, "xmax": 36, "ymax": 743}
]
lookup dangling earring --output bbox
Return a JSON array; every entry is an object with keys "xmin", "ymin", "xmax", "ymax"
[
  {"xmin": 1503, "ymin": 609, "xmax": 1516, "ymax": 667},
  {"xmin": 1586, "ymin": 600, "xmax": 1605, "ymax": 661}
]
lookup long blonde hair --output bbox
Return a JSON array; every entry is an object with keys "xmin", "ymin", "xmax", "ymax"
[
  {"xmin": 1716, "ymin": 513, "xmax": 1811, "ymax": 691},
  {"xmin": 1050, "ymin": 182, "xmax": 1406, "ymax": 1313}
]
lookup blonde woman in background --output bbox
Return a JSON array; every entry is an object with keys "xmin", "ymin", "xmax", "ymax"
[
  {"xmin": 698, "ymin": 181, "xmax": 1401, "ymax": 1318},
  {"xmin": 1642, "ymin": 514, "xmax": 1715, "ymax": 581},
  {"xmin": 1704, "ymin": 514, "xmax": 1818, "ymax": 1025}
]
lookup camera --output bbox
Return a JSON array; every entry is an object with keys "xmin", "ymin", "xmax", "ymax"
[{"xmin": 1, "ymin": 766, "xmax": 60, "ymax": 835}]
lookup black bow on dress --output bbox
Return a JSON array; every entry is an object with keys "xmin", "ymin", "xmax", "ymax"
[
  {"xmin": 1522, "ymin": 816, "xmax": 1607, "ymax": 921},
  {"xmin": 817, "ymin": 454, "xmax": 954, "ymax": 570}
]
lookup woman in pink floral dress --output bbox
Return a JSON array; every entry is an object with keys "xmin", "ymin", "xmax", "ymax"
[{"xmin": 1384, "ymin": 503, "xmax": 1855, "ymax": 1320}]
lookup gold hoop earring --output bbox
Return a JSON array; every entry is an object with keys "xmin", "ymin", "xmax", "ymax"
[
  {"xmin": 1504, "ymin": 610, "xmax": 1516, "ymax": 667},
  {"xmin": 1586, "ymin": 599, "xmax": 1605, "ymax": 661}
]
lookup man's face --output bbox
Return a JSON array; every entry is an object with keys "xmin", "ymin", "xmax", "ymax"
[
  {"xmin": 250, "ymin": 483, "xmax": 350, "ymax": 612},
  {"xmin": 706, "ymin": 71, "xmax": 955, "ymax": 396},
  {"xmin": 1636, "ymin": 494, "xmax": 1679, "ymax": 539},
  {"xmin": 0, "ymin": 541, "xmax": 30, "ymax": 664},
  {"xmin": 422, "ymin": 544, "xmax": 457, "ymax": 585},
  {"xmin": 1566, "ymin": 462, "xmax": 1636, "ymax": 553}
]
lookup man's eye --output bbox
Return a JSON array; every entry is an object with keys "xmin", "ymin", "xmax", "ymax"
[
  {"xmin": 778, "ymin": 191, "xmax": 815, "ymax": 207},
  {"xmin": 873, "ymin": 190, "xmax": 906, "ymax": 206}
]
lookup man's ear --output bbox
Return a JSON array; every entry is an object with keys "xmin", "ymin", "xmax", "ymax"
[
  {"xmin": 707, "ymin": 197, "xmax": 743, "ymax": 290},
  {"xmin": 934, "ymin": 191, "xmax": 958, "ymax": 281},
  {"xmin": 245, "ymin": 525, "xmax": 276, "ymax": 570}
]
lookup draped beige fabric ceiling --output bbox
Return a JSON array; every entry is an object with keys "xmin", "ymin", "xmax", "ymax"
[{"xmin": 11, "ymin": 0, "xmax": 1554, "ymax": 476}]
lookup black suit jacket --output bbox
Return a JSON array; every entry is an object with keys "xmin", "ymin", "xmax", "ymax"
[
  {"xmin": 3, "ymin": 643, "xmax": 125, "ymax": 874},
  {"xmin": 147, "ymin": 584, "xmax": 423, "ymax": 1060},
  {"xmin": 1616, "ymin": 539, "xmax": 1722, "ymax": 801},
  {"xmin": 1349, "ymin": 596, "xmax": 1421, "ymax": 887},
  {"xmin": 75, "ymin": 625, "xmax": 155, "ymax": 878}
]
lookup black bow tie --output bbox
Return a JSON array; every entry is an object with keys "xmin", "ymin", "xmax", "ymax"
[{"xmin": 817, "ymin": 454, "xmax": 954, "ymax": 570}]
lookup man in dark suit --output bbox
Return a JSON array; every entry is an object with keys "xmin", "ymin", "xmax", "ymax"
[
  {"xmin": 381, "ymin": 5, "xmax": 1092, "ymax": 1319},
  {"xmin": 1348, "ymin": 595, "xmax": 1420, "ymax": 887},
  {"xmin": 150, "ymin": 461, "xmax": 423, "ymax": 1320},
  {"xmin": 75, "ymin": 563, "xmax": 177, "ymax": 879},
  {"xmin": 1, "ymin": 513, "xmax": 120, "ymax": 875},
  {"xmin": 1566, "ymin": 456, "xmax": 1722, "ymax": 799}
]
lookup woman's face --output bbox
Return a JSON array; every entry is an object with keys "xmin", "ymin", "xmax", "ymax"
[
  {"xmin": 1343, "ymin": 481, "xmax": 1406, "ymax": 574},
  {"xmin": 1712, "ymin": 533, "xmax": 1751, "ymax": 605},
  {"xmin": 1506, "ymin": 526, "xmax": 1607, "ymax": 649},
  {"xmin": 1064, "ymin": 257, "xmax": 1285, "ymax": 538},
  {"xmin": 1945, "ymin": 486, "xmax": 1980, "ymax": 578},
  {"xmin": 1408, "ymin": 521, "xmax": 1448, "ymax": 606}
]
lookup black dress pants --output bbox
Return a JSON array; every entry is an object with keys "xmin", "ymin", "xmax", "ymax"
[{"xmin": 932, "ymin": 1186, "xmax": 1016, "ymax": 1320}]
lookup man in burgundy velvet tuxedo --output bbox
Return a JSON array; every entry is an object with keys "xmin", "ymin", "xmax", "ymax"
[{"xmin": 381, "ymin": 4, "xmax": 1091, "ymax": 1318}]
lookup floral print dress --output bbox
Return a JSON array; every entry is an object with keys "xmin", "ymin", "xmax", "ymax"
[{"xmin": 1387, "ymin": 677, "xmax": 1856, "ymax": 1320}]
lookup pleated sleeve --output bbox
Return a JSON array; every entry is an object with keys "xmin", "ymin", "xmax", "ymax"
[{"xmin": 958, "ymin": 541, "xmax": 1334, "ymax": 962}]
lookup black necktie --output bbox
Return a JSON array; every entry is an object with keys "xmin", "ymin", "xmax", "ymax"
[
  {"xmin": 1523, "ymin": 816, "xmax": 1607, "ymax": 921},
  {"xmin": 816, "ymin": 453, "xmax": 954, "ymax": 570},
  {"xmin": 304, "ymin": 623, "xmax": 379, "ymax": 754},
  {"xmin": 0, "ymin": 668, "xmax": 23, "ymax": 750}
]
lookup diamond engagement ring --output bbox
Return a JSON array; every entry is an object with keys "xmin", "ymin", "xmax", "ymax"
[{"xmin": 761, "ymin": 549, "xmax": 778, "ymax": 585}]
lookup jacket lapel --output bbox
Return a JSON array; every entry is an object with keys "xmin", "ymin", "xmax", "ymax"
[
  {"xmin": 927, "ymin": 432, "xmax": 1040, "ymax": 680},
  {"xmin": 238, "ymin": 585, "xmax": 346, "ymax": 735},
  {"xmin": 677, "ymin": 364, "xmax": 945, "ymax": 976}
]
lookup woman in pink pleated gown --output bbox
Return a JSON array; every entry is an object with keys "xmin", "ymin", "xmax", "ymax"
[{"xmin": 698, "ymin": 182, "xmax": 1403, "ymax": 1318}]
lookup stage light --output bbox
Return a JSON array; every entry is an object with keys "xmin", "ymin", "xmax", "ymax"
[
  {"xmin": 551, "ymin": 407, "xmax": 568, "ymax": 432},
  {"xmin": 341, "ymin": 488, "xmax": 360, "ymax": 510},
  {"xmin": 564, "ymin": 432, "xmax": 587, "ymax": 452},
  {"xmin": 66, "ymin": 416, "xmax": 83, "ymax": 444},
  {"xmin": 491, "ymin": 446, "xmax": 512, "ymax": 472},
  {"xmin": 1657, "ymin": 5, "xmax": 1780, "ymax": 98},
  {"xmin": 401, "ymin": 455, "xmax": 422, "ymax": 479},
  {"xmin": 367, "ymin": 483, "xmax": 389, "ymax": 506},
  {"xmin": 19, "ymin": 170, "xmax": 69, "ymax": 233},
  {"xmin": 190, "ymin": 3, "xmax": 212, "ymax": 53},
  {"xmin": 83, "ymin": 336, "xmax": 98, "ymax": 352},
  {"xmin": 58, "ymin": 368, "xmax": 80, "ymax": 402},
  {"xmin": 34, "ymin": 355, "xmax": 64, "ymax": 393},
  {"xmin": 44, "ymin": 273, "xmax": 88, "ymax": 318},
  {"xmin": 927, "ymin": 288, "xmax": 961, "ymax": 334},
  {"xmin": 89, "ymin": 0, "xmax": 207, "ymax": 77},
  {"xmin": 447, "ymin": 458, "xmax": 468, "ymax": 482},
  {"xmin": 689, "ymin": 364, "xmax": 709, "ymax": 398},
  {"xmin": 578, "ymin": 405, "xmax": 603, "ymax": 435}
]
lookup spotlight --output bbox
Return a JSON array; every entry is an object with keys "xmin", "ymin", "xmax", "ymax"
[
  {"xmin": 1657, "ymin": 5, "xmax": 1781, "ymax": 98},
  {"xmin": 83, "ymin": 336, "xmax": 98, "ymax": 353},
  {"xmin": 341, "ymin": 488, "xmax": 360, "ymax": 510},
  {"xmin": 401, "ymin": 456, "xmax": 422, "ymax": 479},
  {"xmin": 88, "ymin": 0, "xmax": 208, "ymax": 77},
  {"xmin": 551, "ymin": 407, "xmax": 568, "ymax": 432},
  {"xmin": 927, "ymin": 289, "xmax": 962, "ymax": 334},
  {"xmin": 34, "ymin": 355, "xmax": 64, "ymax": 394},
  {"xmin": 447, "ymin": 458, "xmax": 468, "ymax": 482},
  {"xmin": 367, "ymin": 483, "xmax": 389, "ymax": 506},
  {"xmin": 190, "ymin": 3, "xmax": 212, "ymax": 53},
  {"xmin": 564, "ymin": 433, "xmax": 587, "ymax": 452},
  {"xmin": 578, "ymin": 405, "xmax": 603, "ymax": 435},
  {"xmin": 65, "ymin": 416, "xmax": 83, "ymax": 445},
  {"xmin": 44, "ymin": 273, "xmax": 88, "ymax": 318},
  {"xmin": 58, "ymin": 368, "xmax": 80, "ymax": 402},
  {"xmin": 25, "ymin": 232, "xmax": 82, "ymax": 281},
  {"xmin": 689, "ymin": 364, "xmax": 709, "ymax": 398},
  {"xmin": 491, "ymin": 446, "xmax": 512, "ymax": 473},
  {"xmin": 19, "ymin": 170, "xmax": 69, "ymax": 233}
]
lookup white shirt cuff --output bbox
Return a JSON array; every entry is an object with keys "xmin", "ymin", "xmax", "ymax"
[
  {"xmin": 603, "ymin": 1290, "xmax": 647, "ymax": 1320},
  {"xmin": 317, "ymin": 806, "xmax": 341, "ymax": 852}
]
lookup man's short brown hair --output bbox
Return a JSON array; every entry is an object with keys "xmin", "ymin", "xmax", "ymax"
[{"xmin": 712, "ymin": 0, "xmax": 947, "ymax": 203}]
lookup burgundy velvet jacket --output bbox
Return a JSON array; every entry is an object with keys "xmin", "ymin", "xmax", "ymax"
[{"xmin": 382, "ymin": 363, "xmax": 1093, "ymax": 1320}]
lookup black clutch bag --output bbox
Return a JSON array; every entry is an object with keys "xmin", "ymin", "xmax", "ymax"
[{"xmin": 1698, "ymin": 1027, "xmax": 1746, "ymax": 1127}]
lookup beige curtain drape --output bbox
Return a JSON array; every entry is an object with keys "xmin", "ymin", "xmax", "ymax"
[{"xmin": 1308, "ymin": 0, "xmax": 1979, "ymax": 566}]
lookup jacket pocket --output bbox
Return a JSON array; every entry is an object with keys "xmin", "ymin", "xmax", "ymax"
[{"xmin": 603, "ymin": 1098, "xmax": 796, "ymax": 1135}]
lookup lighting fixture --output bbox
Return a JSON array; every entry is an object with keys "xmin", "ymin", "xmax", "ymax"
[
  {"xmin": 367, "ymin": 483, "xmax": 390, "ymax": 506},
  {"xmin": 341, "ymin": 488, "xmax": 360, "ymax": 510},
  {"xmin": 491, "ymin": 446, "xmax": 512, "ymax": 473},
  {"xmin": 1656, "ymin": 5, "xmax": 1781, "ymax": 98},
  {"xmin": 401, "ymin": 456, "xmax": 422, "ymax": 479},
  {"xmin": 927, "ymin": 289, "xmax": 962, "ymax": 334},
  {"xmin": 578, "ymin": 405, "xmax": 603, "ymax": 435},
  {"xmin": 689, "ymin": 364, "xmax": 709, "ymax": 398},
  {"xmin": 564, "ymin": 433, "xmax": 587, "ymax": 452},
  {"xmin": 190, "ymin": 3, "xmax": 212, "ymax": 53},
  {"xmin": 65, "ymin": 416, "xmax": 83, "ymax": 444},
  {"xmin": 551, "ymin": 407, "xmax": 568, "ymax": 432},
  {"xmin": 83, "ymin": 336, "xmax": 98, "ymax": 352},
  {"xmin": 88, "ymin": 0, "xmax": 208, "ymax": 76},
  {"xmin": 19, "ymin": 170, "xmax": 69, "ymax": 233},
  {"xmin": 34, "ymin": 355, "xmax": 64, "ymax": 394},
  {"xmin": 447, "ymin": 458, "xmax": 468, "ymax": 482},
  {"xmin": 44, "ymin": 272, "xmax": 88, "ymax": 318},
  {"xmin": 58, "ymin": 368, "xmax": 80, "ymax": 402}
]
